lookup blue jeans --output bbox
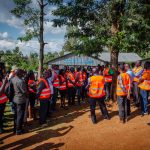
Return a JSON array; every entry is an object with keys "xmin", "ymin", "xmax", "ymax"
[
  {"xmin": 50, "ymin": 87, "xmax": 58, "ymax": 111},
  {"xmin": 140, "ymin": 89, "xmax": 148, "ymax": 113},
  {"xmin": 117, "ymin": 96, "xmax": 128, "ymax": 120},
  {"xmin": 105, "ymin": 82, "xmax": 112, "ymax": 100}
]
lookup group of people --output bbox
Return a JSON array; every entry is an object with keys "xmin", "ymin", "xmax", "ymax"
[{"xmin": 0, "ymin": 60, "xmax": 150, "ymax": 135}]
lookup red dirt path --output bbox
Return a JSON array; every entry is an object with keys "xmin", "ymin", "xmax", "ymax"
[{"xmin": 0, "ymin": 102, "xmax": 150, "ymax": 150}]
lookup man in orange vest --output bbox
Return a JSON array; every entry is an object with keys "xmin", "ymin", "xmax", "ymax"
[
  {"xmin": 0, "ymin": 75, "xmax": 8, "ymax": 133},
  {"xmin": 37, "ymin": 70, "xmax": 51, "ymax": 125},
  {"xmin": 86, "ymin": 68, "xmax": 110, "ymax": 124},
  {"xmin": 67, "ymin": 67, "xmax": 76, "ymax": 106},
  {"xmin": 138, "ymin": 61, "xmax": 150, "ymax": 115},
  {"xmin": 117, "ymin": 65, "xmax": 131, "ymax": 123},
  {"xmin": 75, "ymin": 67, "xmax": 83, "ymax": 105},
  {"xmin": 103, "ymin": 63, "xmax": 113, "ymax": 101},
  {"xmin": 132, "ymin": 61, "xmax": 144, "ymax": 107}
]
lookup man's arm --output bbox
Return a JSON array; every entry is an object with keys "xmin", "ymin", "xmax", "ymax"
[{"xmin": 36, "ymin": 81, "xmax": 45, "ymax": 99}]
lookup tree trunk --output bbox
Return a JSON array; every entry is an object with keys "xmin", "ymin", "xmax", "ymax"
[
  {"xmin": 38, "ymin": 0, "xmax": 44, "ymax": 79},
  {"xmin": 110, "ymin": 21, "xmax": 119, "ymax": 101},
  {"xmin": 110, "ymin": 48, "xmax": 118, "ymax": 101}
]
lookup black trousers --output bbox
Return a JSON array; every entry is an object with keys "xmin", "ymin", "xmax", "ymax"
[
  {"xmin": 39, "ymin": 99, "xmax": 49, "ymax": 124},
  {"xmin": 14, "ymin": 103, "xmax": 26, "ymax": 133},
  {"xmin": 133, "ymin": 82, "xmax": 140, "ymax": 105},
  {"xmin": 67, "ymin": 87, "xmax": 76, "ymax": 105},
  {"xmin": 89, "ymin": 96, "xmax": 109, "ymax": 118},
  {"xmin": 0, "ymin": 103, "xmax": 6, "ymax": 129}
]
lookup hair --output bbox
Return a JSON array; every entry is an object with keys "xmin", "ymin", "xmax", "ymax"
[
  {"xmin": 144, "ymin": 61, "xmax": 150, "ymax": 70},
  {"xmin": 59, "ymin": 69, "xmax": 64, "ymax": 76},
  {"xmin": 118, "ymin": 64, "xmax": 125, "ymax": 71}
]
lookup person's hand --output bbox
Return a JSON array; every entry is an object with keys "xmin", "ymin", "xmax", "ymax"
[{"xmin": 127, "ymin": 93, "xmax": 130, "ymax": 100}]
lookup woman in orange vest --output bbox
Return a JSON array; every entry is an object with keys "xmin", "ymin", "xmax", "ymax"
[
  {"xmin": 117, "ymin": 65, "xmax": 131, "ymax": 123},
  {"xmin": 86, "ymin": 68, "xmax": 110, "ymax": 124},
  {"xmin": 58, "ymin": 69, "xmax": 67, "ymax": 109},
  {"xmin": 0, "ymin": 75, "xmax": 8, "ymax": 133},
  {"xmin": 67, "ymin": 67, "xmax": 76, "ymax": 106},
  {"xmin": 27, "ymin": 70, "xmax": 37, "ymax": 120},
  {"xmin": 138, "ymin": 61, "xmax": 150, "ymax": 115},
  {"xmin": 36, "ymin": 70, "xmax": 51, "ymax": 125}
]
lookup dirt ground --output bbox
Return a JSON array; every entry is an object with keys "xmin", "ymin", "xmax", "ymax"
[{"xmin": 0, "ymin": 101, "xmax": 150, "ymax": 150}]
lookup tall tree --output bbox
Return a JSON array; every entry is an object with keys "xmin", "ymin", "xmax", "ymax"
[
  {"xmin": 52, "ymin": 0, "xmax": 150, "ymax": 100},
  {"xmin": 11, "ymin": 0, "xmax": 62, "ymax": 78}
]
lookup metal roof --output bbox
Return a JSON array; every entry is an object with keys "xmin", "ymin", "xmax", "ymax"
[
  {"xmin": 47, "ymin": 52, "xmax": 142, "ymax": 66},
  {"xmin": 98, "ymin": 52, "xmax": 142, "ymax": 63}
]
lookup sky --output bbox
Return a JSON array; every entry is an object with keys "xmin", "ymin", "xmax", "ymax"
[{"xmin": 0, "ymin": 0, "xmax": 66, "ymax": 55}]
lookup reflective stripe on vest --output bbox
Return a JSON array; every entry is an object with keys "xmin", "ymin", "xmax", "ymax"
[
  {"xmin": 59, "ymin": 75, "xmax": 67, "ymax": 90},
  {"xmin": 116, "ymin": 73, "xmax": 131, "ymax": 96},
  {"xmin": 76, "ymin": 71, "xmax": 83, "ymax": 86},
  {"xmin": 88, "ymin": 76, "xmax": 105, "ymax": 98},
  {"xmin": 0, "ymin": 94, "xmax": 8, "ymax": 104},
  {"xmin": 138, "ymin": 70, "xmax": 150, "ymax": 91},
  {"xmin": 133, "ymin": 66, "xmax": 143, "ymax": 82},
  {"xmin": 67, "ymin": 73, "xmax": 75, "ymax": 87},
  {"xmin": 39, "ymin": 78, "xmax": 51, "ymax": 99}
]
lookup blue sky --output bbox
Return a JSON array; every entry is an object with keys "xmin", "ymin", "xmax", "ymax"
[{"xmin": 0, "ymin": 0, "xmax": 66, "ymax": 55}]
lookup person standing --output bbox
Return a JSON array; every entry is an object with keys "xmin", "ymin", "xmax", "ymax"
[
  {"xmin": 0, "ymin": 75, "xmax": 8, "ymax": 133},
  {"xmin": 27, "ymin": 71, "xmax": 37, "ymax": 120},
  {"xmin": 86, "ymin": 68, "xmax": 110, "ymax": 124},
  {"xmin": 138, "ymin": 61, "xmax": 150, "ymax": 115},
  {"xmin": 75, "ymin": 67, "xmax": 83, "ymax": 105},
  {"xmin": 124, "ymin": 64, "xmax": 135, "ymax": 116},
  {"xmin": 132, "ymin": 61, "xmax": 144, "ymax": 107},
  {"xmin": 51, "ymin": 66, "xmax": 59, "ymax": 111},
  {"xmin": 103, "ymin": 63, "xmax": 113, "ymax": 101},
  {"xmin": 117, "ymin": 65, "xmax": 131, "ymax": 123},
  {"xmin": 58, "ymin": 69, "xmax": 67, "ymax": 108},
  {"xmin": 11, "ymin": 69, "xmax": 28, "ymax": 135},
  {"xmin": 37, "ymin": 70, "xmax": 51, "ymax": 125},
  {"xmin": 67, "ymin": 67, "xmax": 76, "ymax": 106}
]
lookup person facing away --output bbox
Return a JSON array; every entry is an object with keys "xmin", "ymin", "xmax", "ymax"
[
  {"xmin": 86, "ymin": 68, "xmax": 110, "ymax": 124},
  {"xmin": 117, "ymin": 65, "xmax": 131, "ymax": 124},
  {"xmin": 11, "ymin": 69, "xmax": 28, "ymax": 135}
]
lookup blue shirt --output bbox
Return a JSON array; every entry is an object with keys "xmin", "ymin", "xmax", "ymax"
[{"xmin": 126, "ymin": 69, "xmax": 135, "ymax": 82}]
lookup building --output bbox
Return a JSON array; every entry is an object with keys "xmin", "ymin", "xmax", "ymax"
[{"xmin": 47, "ymin": 52, "xmax": 142, "ymax": 67}]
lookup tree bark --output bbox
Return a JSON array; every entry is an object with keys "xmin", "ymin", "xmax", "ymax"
[
  {"xmin": 38, "ymin": 0, "xmax": 44, "ymax": 79},
  {"xmin": 110, "ymin": 48, "xmax": 118, "ymax": 101}
]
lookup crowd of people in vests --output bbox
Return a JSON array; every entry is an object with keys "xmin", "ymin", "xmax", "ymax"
[{"xmin": 0, "ymin": 60, "xmax": 150, "ymax": 135}]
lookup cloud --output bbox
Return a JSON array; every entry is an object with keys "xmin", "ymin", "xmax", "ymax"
[
  {"xmin": 0, "ymin": 32, "xmax": 8, "ymax": 39},
  {"xmin": 0, "ymin": 39, "xmax": 64, "ymax": 55}
]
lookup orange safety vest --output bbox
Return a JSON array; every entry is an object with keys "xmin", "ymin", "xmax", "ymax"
[
  {"xmin": 38, "ymin": 78, "xmax": 51, "ymax": 99},
  {"xmin": 116, "ymin": 73, "xmax": 131, "ymax": 96},
  {"xmin": 132, "ymin": 66, "xmax": 143, "ymax": 82},
  {"xmin": 28, "ymin": 79, "xmax": 36, "ymax": 93},
  {"xmin": 76, "ymin": 71, "xmax": 83, "ymax": 87},
  {"xmin": 138, "ymin": 70, "xmax": 150, "ymax": 91},
  {"xmin": 83, "ymin": 72, "xmax": 87, "ymax": 81},
  {"xmin": 59, "ymin": 75, "xmax": 67, "ymax": 90},
  {"xmin": 88, "ymin": 75, "xmax": 106, "ymax": 98},
  {"xmin": 0, "ymin": 82, "xmax": 8, "ymax": 104},
  {"xmin": 53, "ymin": 71, "xmax": 59, "ymax": 88},
  {"xmin": 103, "ymin": 68, "xmax": 112, "ymax": 83},
  {"xmin": 67, "ymin": 72, "xmax": 75, "ymax": 87}
]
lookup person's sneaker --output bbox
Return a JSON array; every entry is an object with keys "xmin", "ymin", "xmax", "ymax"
[
  {"xmin": 144, "ymin": 112, "xmax": 149, "ymax": 115},
  {"xmin": 119, "ymin": 118, "xmax": 125, "ymax": 124},
  {"xmin": 104, "ymin": 116, "xmax": 110, "ymax": 120},
  {"xmin": 91, "ymin": 116, "xmax": 97, "ymax": 124}
]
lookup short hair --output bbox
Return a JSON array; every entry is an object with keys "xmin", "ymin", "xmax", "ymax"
[{"xmin": 144, "ymin": 61, "xmax": 150, "ymax": 70}]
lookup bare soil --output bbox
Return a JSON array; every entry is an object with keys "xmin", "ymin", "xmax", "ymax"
[{"xmin": 1, "ymin": 101, "xmax": 150, "ymax": 150}]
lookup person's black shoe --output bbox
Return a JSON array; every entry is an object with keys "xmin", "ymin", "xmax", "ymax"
[
  {"xmin": 91, "ymin": 116, "xmax": 97, "ymax": 124},
  {"xmin": 104, "ymin": 116, "xmax": 110, "ymax": 120},
  {"xmin": 0, "ymin": 128, "xmax": 5, "ymax": 134}
]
